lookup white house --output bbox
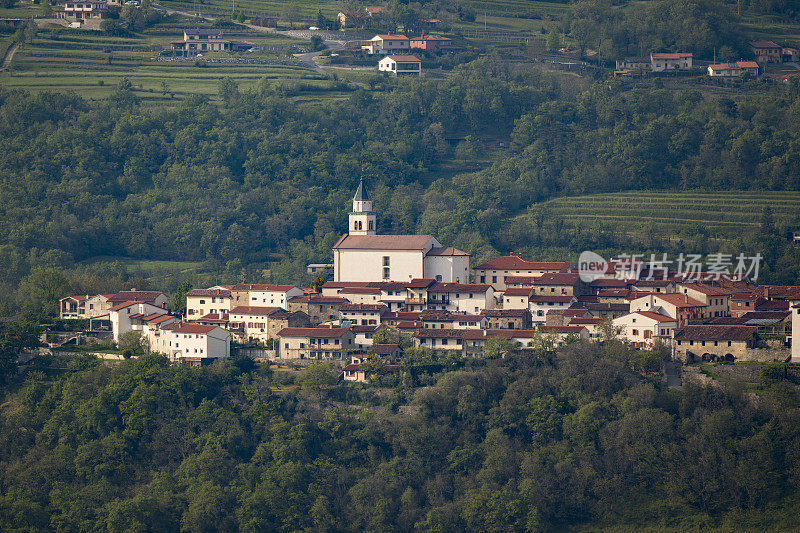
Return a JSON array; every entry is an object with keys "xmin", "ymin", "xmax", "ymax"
[
  {"xmin": 228, "ymin": 305, "xmax": 282, "ymax": 343},
  {"xmin": 167, "ymin": 323, "xmax": 231, "ymax": 364},
  {"xmin": 185, "ymin": 288, "xmax": 232, "ymax": 319},
  {"xmin": 529, "ymin": 295, "xmax": 576, "ymax": 323},
  {"xmin": 629, "ymin": 293, "xmax": 706, "ymax": 327},
  {"xmin": 612, "ymin": 311, "xmax": 677, "ymax": 348},
  {"xmin": 675, "ymin": 283, "xmax": 732, "ymax": 318},
  {"xmin": 110, "ymin": 301, "xmax": 167, "ymax": 342},
  {"xmin": 362, "ymin": 34, "xmax": 410, "ymax": 54},
  {"xmin": 473, "ymin": 256, "xmax": 571, "ymax": 292},
  {"xmin": 707, "ymin": 61, "xmax": 759, "ymax": 78},
  {"xmin": 650, "ymin": 52, "xmax": 693, "ymax": 71},
  {"xmin": 232, "ymin": 284, "xmax": 304, "ymax": 308},
  {"xmin": 407, "ymin": 281, "xmax": 495, "ymax": 314},
  {"xmin": 332, "ymin": 179, "xmax": 469, "ymax": 283},
  {"xmin": 378, "ymin": 55, "xmax": 422, "ymax": 76}
]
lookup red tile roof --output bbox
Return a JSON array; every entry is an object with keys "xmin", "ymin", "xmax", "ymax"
[
  {"xmin": 533, "ymin": 272, "xmax": 580, "ymax": 285},
  {"xmin": 232, "ymin": 284, "xmax": 299, "ymax": 292},
  {"xmin": 340, "ymin": 303, "xmax": 388, "ymax": 312},
  {"xmin": 674, "ymin": 325, "xmax": 757, "ymax": 341},
  {"xmin": 503, "ymin": 288, "xmax": 534, "ymax": 297},
  {"xmin": 333, "ymin": 234, "xmax": 433, "ymax": 250},
  {"xmin": 426, "ymin": 246, "xmax": 469, "ymax": 256},
  {"xmin": 474, "ymin": 256, "xmax": 570, "ymax": 271},
  {"xmin": 749, "ymin": 40, "xmax": 780, "ymax": 48},
  {"xmin": 229, "ymin": 306, "xmax": 282, "ymax": 316},
  {"xmin": 651, "ymin": 52, "xmax": 692, "ymax": 59},
  {"xmin": 529, "ymin": 295, "xmax": 574, "ymax": 303},
  {"xmin": 386, "ymin": 54, "xmax": 421, "ymax": 62},
  {"xmin": 708, "ymin": 61, "xmax": 759, "ymax": 71},
  {"xmin": 375, "ymin": 34, "xmax": 409, "ymax": 40},
  {"xmin": 288, "ymin": 295, "xmax": 348, "ymax": 304},
  {"xmin": 277, "ymin": 327, "xmax": 350, "ymax": 338},
  {"xmin": 338, "ymin": 287, "xmax": 382, "ymax": 295},
  {"xmin": 428, "ymin": 282, "xmax": 491, "ymax": 293},
  {"xmin": 173, "ymin": 324, "xmax": 220, "ymax": 334},
  {"xmin": 186, "ymin": 288, "xmax": 231, "ymax": 297},
  {"xmin": 633, "ymin": 311, "xmax": 676, "ymax": 322}
]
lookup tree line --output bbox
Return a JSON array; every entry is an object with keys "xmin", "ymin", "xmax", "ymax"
[{"xmin": 1, "ymin": 342, "xmax": 800, "ymax": 530}]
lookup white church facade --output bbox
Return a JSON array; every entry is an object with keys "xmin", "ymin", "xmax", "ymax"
[{"xmin": 332, "ymin": 179, "xmax": 470, "ymax": 283}]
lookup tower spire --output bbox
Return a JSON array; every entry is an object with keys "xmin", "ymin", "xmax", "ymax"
[
  {"xmin": 350, "ymin": 177, "xmax": 376, "ymax": 235},
  {"xmin": 353, "ymin": 176, "xmax": 367, "ymax": 202}
]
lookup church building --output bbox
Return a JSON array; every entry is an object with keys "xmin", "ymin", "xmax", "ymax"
[{"xmin": 332, "ymin": 179, "xmax": 470, "ymax": 283}]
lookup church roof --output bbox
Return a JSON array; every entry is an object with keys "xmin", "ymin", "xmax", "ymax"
[
  {"xmin": 427, "ymin": 246, "xmax": 469, "ymax": 256},
  {"xmin": 353, "ymin": 177, "xmax": 367, "ymax": 201},
  {"xmin": 333, "ymin": 234, "xmax": 435, "ymax": 250}
]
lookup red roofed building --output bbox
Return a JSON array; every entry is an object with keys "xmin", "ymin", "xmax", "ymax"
[
  {"xmin": 612, "ymin": 311, "xmax": 677, "ymax": 348},
  {"xmin": 650, "ymin": 52, "xmax": 693, "ymax": 71},
  {"xmin": 474, "ymin": 256, "xmax": 571, "ymax": 292},
  {"xmin": 707, "ymin": 60, "xmax": 759, "ymax": 78},
  {"xmin": 186, "ymin": 288, "xmax": 232, "ymax": 318},
  {"xmin": 287, "ymin": 295, "xmax": 349, "ymax": 325},
  {"xmin": 333, "ymin": 179, "xmax": 469, "ymax": 283},
  {"xmin": 277, "ymin": 326, "xmax": 356, "ymax": 360},
  {"xmin": 362, "ymin": 34, "xmax": 410, "ymax": 54},
  {"xmin": 749, "ymin": 40, "xmax": 782, "ymax": 63},
  {"xmin": 410, "ymin": 35, "xmax": 453, "ymax": 51},
  {"xmin": 168, "ymin": 323, "xmax": 231, "ymax": 364}
]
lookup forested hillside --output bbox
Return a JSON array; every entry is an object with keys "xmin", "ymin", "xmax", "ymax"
[
  {"xmin": 2, "ymin": 344, "xmax": 800, "ymax": 530},
  {"xmin": 2, "ymin": 60, "xmax": 800, "ymax": 299}
]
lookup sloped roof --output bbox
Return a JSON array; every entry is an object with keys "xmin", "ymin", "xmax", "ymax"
[
  {"xmin": 173, "ymin": 324, "xmax": 219, "ymax": 334},
  {"xmin": 474, "ymin": 256, "xmax": 570, "ymax": 271},
  {"xmin": 674, "ymin": 325, "xmax": 757, "ymax": 341},
  {"xmin": 633, "ymin": 311, "xmax": 676, "ymax": 322},
  {"xmin": 278, "ymin": 327, "xmax": 350, "ymax": 338},
  {"xmin": 229, "ymin": 306, "xmax": 281, "ymax": 316},
  {"xmin": 426, "ymin": 246, "xmax": 469, "ymax": 256},
  {"xmin": 186, "ymin": 288, "xmax": 231, "ymax": 297},
  {"xmin": 332, "ymin": 234, "xmax": 435, "ymax": 250}
]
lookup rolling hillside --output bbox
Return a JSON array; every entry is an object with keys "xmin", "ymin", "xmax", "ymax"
[{"xmin": 542, "ymin": 190, "xmax": 800, "ymax": 231}]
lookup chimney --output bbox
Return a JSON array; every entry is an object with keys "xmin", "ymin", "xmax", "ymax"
[{"xmin": 684, "ymin": 294, "xmax": 688, "ymax": 303}]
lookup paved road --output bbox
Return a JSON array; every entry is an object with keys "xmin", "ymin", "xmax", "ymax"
[
  {"xmin": 293, "ymin": 41, "xmax": 343, "ymax": 74},
  {"xmin": 0, "ymin": 42, "xmax": 20, "ymax": 72}
]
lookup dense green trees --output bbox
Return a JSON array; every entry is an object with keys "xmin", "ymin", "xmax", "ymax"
[
  {"xmin": 2, "ymin": 345, "xmax": 800, "ymax": 530},
  {"xmin": 1, "ymin": 60, "xmax": 800, "ymax": 301}
]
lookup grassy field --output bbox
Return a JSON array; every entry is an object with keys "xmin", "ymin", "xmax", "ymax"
[
  {"xmin": 535, "ymin": 190, "xmax": 800, "ymax": 237},
  {"xmin": 80, "ymin": 256, "xmax": 204, "ymax": 275}
]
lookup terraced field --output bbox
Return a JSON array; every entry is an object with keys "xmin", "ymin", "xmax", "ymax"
[
  {"xmin": 538, "ymin": 190, "xmax": 800, "ymax": 235},
  {"xmin": 0, "ymin": 18, "xmax": 328, "ymax": 102}
]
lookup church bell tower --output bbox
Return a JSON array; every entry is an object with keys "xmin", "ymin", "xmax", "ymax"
[{"xmin": 349, "ymin": 177, "xmax": 376, "ymax": 235}]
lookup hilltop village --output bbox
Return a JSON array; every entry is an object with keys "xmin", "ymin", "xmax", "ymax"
[{"xmin": 58, "ymin": 180, "xmax": 800, "ymax": 377}]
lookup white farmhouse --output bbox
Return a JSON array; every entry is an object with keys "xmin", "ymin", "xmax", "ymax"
[
  {"xmin": 378, "ymin": 55, "xmax": 422, "ymax": 76},
  {"xmin": 332, "ymin": 179, "xmax": 469, "ymax": 283},
  {"xmin": 362, "ymin": 34, "xmax": 410, "ymax": 54},
  {"xmin": 612, "ymin": 311, "xmax": 677, "ymax": 348},
  {"xmin": 110, "ymin": 301, "xmax": 167, "ymax": 342},
  {"xmin": 167, "ymin": 323, "xmax": 231, "ymax": 364}
]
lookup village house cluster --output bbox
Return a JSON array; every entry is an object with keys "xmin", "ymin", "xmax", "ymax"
[
  {"xmin": 615, "ymin": 41, "xmax": 799, "ymax": 80},
  {"xmin": 60, "ymin": 180, "xmax": 800, "ymax": 375}
]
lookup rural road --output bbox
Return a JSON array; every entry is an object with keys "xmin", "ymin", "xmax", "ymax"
[{"xmin": 0, "ymin": 42, "xmax": 20, "ymax": 71}]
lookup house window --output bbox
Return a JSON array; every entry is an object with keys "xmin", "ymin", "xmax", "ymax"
[
  {"xmin": 383, "ymin": 267, "xmax": 390, "ymax": 279},
  {"xmin": 383, "ymin": 256, "xmax": 390, "ymax": 267},
  {"xmin": 436, "ymin": 275, "xmax": 442, "ymax": 281},
  {"xmin": 492, "ymin": 276, "xmax": 497, "ymax": 283},
  {"xmin": 632, "ymin": 329, "xmax": 638, "ymax": 335}
]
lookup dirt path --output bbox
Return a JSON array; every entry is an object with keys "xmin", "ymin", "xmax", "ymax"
[{"xmin": 0, "ymin": 42, "xmax": 19, "ymax": 72}]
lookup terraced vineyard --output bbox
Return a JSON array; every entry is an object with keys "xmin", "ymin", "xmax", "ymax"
[
  {"xmin": 0, "ymin": 19, "xmax": 327, "ymax": 101},
  {"xmin": 538, "ymin": 190, "xmax": 800, "ymax": 236}
]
